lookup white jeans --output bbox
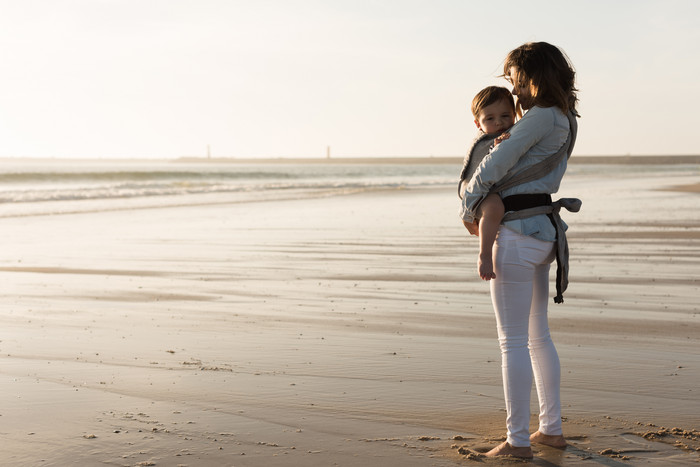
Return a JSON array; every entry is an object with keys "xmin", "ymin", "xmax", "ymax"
[{"xmin": 490, "ymin": 227, "xmax": 562, "ymax": 447}]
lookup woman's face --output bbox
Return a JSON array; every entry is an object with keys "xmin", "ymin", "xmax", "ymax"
[{"xmin": 509, "ymin": 66, "xmax": 533, "ymax": 110}]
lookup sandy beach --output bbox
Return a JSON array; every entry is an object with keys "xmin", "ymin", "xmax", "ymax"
[{"xmin": 1, "ymin": 163, "xmax": 699, "ymax": 466}]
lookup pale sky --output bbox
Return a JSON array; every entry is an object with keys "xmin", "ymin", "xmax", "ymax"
[{"xmin": 0, "ymin": 0, "xmax": 698, "ymax": 159}]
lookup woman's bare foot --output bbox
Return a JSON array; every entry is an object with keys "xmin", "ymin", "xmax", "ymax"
[
  {"xmin": 530, "ymin": 430, "xmax": 567, "ymax": 448},
  {"xmin": 478, "ymin": 254, "xmax": 496, "ymax": 281},
  {"xmin": 484, "ymin": 441, "xmax": 533, "ymax": 459}
]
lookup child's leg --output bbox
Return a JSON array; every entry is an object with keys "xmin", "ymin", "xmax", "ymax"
[{"xmin": 477, "ymin": 194, "xmax": 505, "ymax": 280}]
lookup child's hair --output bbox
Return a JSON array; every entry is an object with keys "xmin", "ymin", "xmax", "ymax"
[
  {"xmin": 502, "ymin": 41, "xmax": 578, "ymax": 116},
  {"xmin": 471, "ymin": 86, "xmax": 515, "ymax": 119}
]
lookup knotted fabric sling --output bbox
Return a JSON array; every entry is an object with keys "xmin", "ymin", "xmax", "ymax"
[
  {"xmin": 490, "ymin": 111, "xmax": 581, "ymax": 303},
  {"xmin": 502, "ymin": 196, "xmax": 582, "ymax": 303},
  {"xmin": 457, "ymin": 111, "xmax": 581, "ymax": 303}
]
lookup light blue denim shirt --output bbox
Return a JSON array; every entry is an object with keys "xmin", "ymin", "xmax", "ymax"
[{"xmin": 459, "ymin": 106, "xmax": 570, "ymax": 242}]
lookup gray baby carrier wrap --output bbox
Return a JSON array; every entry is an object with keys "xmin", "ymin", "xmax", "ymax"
[
  {"xmin": 458, "ymin": 132, "xmax": 496, "ymax": 199},
  {"xmin": 458, "ymin": 112, "xmax": 581, "ymax": 303}
]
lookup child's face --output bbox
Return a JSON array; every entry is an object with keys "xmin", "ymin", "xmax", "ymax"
[{"xmin": 475, "ymin": 99, "xmax": 515, "ymax": 135}]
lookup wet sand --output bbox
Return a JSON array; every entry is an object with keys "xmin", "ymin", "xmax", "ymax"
[
  {"xmin": 1, "ymin": 168, "xmax": 699, "ymax": 465},
  {"xmin": 664, "ymin": 181, "xmax": 700, "ymax": 194}
]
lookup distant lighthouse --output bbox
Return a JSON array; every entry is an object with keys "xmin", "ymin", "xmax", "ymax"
[{"xmin": 326, "ymin": 145, "xmax": 330, "ymax": 159}]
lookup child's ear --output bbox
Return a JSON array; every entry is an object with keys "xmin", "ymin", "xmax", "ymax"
[{"xmin": 474, "ymin": 119, "xmax": 481, "ymax": 130}]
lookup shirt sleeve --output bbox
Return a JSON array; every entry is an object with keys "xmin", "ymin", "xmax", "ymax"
[{"xmin": 459, "ymin": 107, "xmax": 556, "ymax": 222}]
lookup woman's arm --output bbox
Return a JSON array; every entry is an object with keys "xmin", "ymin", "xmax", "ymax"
[{"xmin": 459, "ymin": 107, "xmax": 556, "ymax": 222}]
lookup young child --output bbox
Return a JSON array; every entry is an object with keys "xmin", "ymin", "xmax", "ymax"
[{"xmin": 458, "ymin": 86, "xmax": 516, "ymax": 280}]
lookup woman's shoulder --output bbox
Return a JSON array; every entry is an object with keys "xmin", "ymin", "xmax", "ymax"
[
  {"xmin": 524, "ymin": 105, "xmax": 565, "ymax": 118},
  {"xmin": 522, "ymin": 106, "xmax": 568, "ymax": 128}
]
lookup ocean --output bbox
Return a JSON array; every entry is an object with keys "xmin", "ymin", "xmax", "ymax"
[
  {"xmin": 0, "ymin": 158, "xmax": 697, "ymax": 218},
  {"xmin": 0, "ymin": 159, "xmax": 460, "ymax": 217}
]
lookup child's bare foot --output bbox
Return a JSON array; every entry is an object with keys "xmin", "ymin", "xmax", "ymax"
[
  {"xmin": 478, "ymin": 254, "xmax": 496, "ymax": 281},
  {"xmin": 530, "ymin": 430, "xmax": 567, "ymax": 448},
  {"xmin": 484, "ymin": 441, "xmax": 533, "ymax": 459}
]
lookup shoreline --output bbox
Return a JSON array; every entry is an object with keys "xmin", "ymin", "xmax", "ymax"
[{"xmin": 175, "ymin": 154, "xmax": 700, "ymax": 165}]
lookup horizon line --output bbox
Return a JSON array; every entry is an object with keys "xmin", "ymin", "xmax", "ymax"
[{"xmin": 2, "ymin": 154, "xmax": 700, "ymax": 162}]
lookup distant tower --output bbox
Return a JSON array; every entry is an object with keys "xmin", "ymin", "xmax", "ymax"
[
  {"xmin": 326, "ymin": 145, "xmax": 330, "ymax": 159},
  {"xmin": 207, "ymin": 144, "xmax": 211, "ymax": 159}
]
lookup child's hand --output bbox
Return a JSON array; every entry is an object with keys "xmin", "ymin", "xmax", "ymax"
[{"xmin": 494, "ymin": 132, "xmax": 510, "ymax": 145}]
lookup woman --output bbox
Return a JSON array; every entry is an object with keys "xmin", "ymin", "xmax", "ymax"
[{"xmin": 460, "ymin": 42, "xmax": 579, "ymax": 459}]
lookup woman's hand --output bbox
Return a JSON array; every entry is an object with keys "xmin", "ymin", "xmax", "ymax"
[
  {"xmin": 463, "ymin": 219, "xmax": 480, "ymax": 236},
  {"xmin": 494, "ymin": 132, "xmax": 511, "ymax": 145}
]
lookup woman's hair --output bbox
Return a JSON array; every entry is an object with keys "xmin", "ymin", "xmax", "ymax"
[
  {"xmin": 502, "ymin": 42, "xmax": 578, "ymax": 116},
  {"xmin": 471, "ymin": 86, "xmax": 515, "ymax": 119}
]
